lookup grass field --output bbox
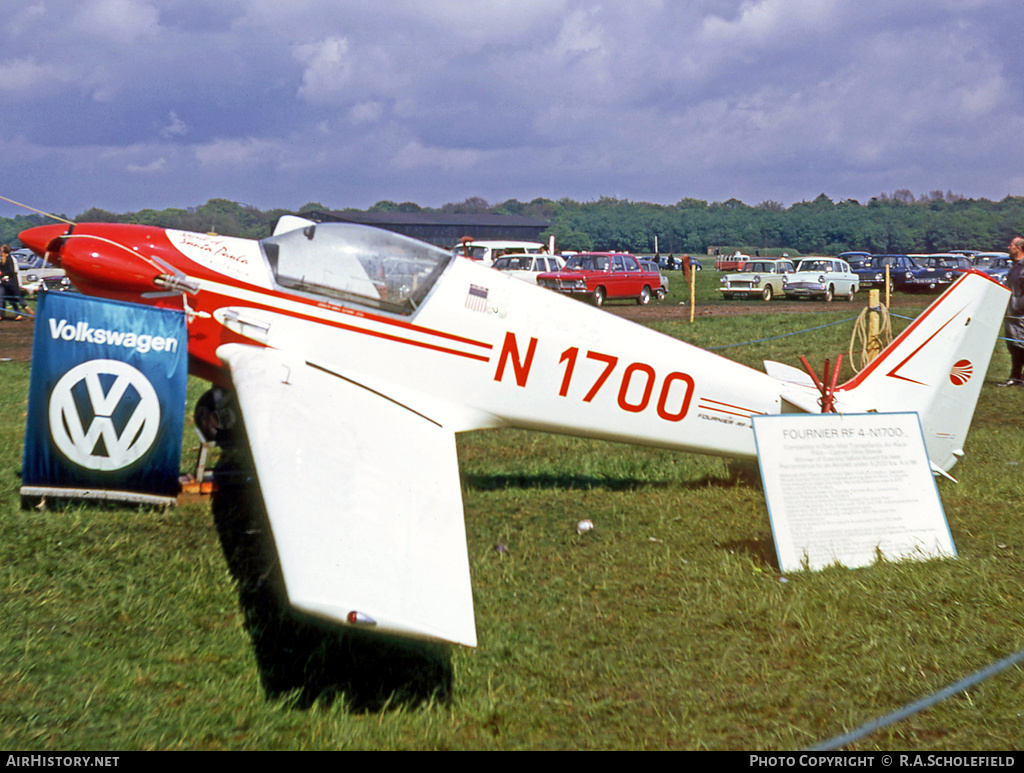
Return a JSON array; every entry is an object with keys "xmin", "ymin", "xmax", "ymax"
[{"xmin": 1, "ymin": 278, "xmax": 1022, "ymax": 751}]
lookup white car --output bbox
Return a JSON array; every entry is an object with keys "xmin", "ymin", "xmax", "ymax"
[
  {"xmin": 784, "ymin": 257, "xmax": 859, "ymax": 301},
  {"xmin": 719, "ymin": 259, "xmax": 795, "ymax": 301},
  {"xmin": 491, "ymin": 254, "xmax": 566, "ymax": 284},
  {"xmin": 19, "ymin": 265, "xmax": 67, "ymax": 297}
]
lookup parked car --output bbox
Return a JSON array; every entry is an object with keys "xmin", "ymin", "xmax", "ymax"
[
  {"xmin": 854, "ymin": 255, "xmax": 919, "ymax": 292},
  {"xmin": 491, "ymin": 253, "xmax": 566, "ymax": 284},
  {"xmin": 655, "ymin": 255, "xmax": 702, "ymax": 272},
  {"xmin": 639, "ymin": 260, "xmax": 669, "ymax": 299},
  {"xmin": 903, "ymin": 254, "xmax": 973, "ymax": 293},
  {"xmin": 972, "ymin": 252, "xmax": 1011, "ymax": 285},
  {"xmin": 784, "ymin": 257, "xmax": 859, "ymax": 301},
  {"xmin": 837, "ymin": 251, "xmax": 872, "ymax": 271},
  {"xmin": 537, "ymin": 252, "xmax": 661, "ymax": 306},
  {"xmin": 19, "ymin": 265, "xmax": 67, "ymax": 297},
  {"xmin": 39, "ymin": 275, "xmax": 77, "ymax": 293},
  {"xmin": 718, "ymin": 258, "xmax": 795, "ymax": 301},
  {"xmin": 13, "ymin": 248, "xmax": 40, "ymax": 270}
]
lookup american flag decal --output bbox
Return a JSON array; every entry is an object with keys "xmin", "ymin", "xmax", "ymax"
[{"xmin": 465, "ymin": 284, "xmax": 489, "ymax": 312}]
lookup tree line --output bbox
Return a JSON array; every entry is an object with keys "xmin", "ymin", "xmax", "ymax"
[{"xmin": 3, "ymin": 192, "xmax": 1022, "ymax": 257}]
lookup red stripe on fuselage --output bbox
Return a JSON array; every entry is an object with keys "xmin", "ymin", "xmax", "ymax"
[
  {"xmin": 698, "ymin": 397, "xmax": 764, "ymax": 418},
  {"xmin": 184, "ymin": 283, "xmax": 495, "ymax": 387}
]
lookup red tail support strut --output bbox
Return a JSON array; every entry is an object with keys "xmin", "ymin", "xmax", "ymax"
[{"xmin": 799, "ymin": 355, "xmax": 844, "ymax": 413}]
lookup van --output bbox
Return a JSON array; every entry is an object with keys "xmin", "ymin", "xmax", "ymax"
[{"xmin": 452, "ymin": 240, "xmax": 544, "ymax": 267}]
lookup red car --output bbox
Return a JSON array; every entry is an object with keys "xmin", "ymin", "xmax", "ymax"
[{"xmin": 537, "ymin": 252, "xmax": 661, "ymax": 306}]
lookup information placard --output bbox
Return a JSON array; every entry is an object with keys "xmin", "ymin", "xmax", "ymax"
[{"xmin": 752, "ymin": 412, "xmax": 955, "ymax": 573}]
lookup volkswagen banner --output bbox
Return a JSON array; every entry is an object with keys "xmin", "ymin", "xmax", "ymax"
[{"xmin": 22, "ymin": 292, "xmax": 188, "ymax": 501}]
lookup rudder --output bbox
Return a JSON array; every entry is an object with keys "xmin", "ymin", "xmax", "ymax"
[{"xmin": 835, "ymin": 271, "xmax": 1009, "ymax": 472}]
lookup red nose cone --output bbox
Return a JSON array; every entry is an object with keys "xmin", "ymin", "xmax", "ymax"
[
  {"xmin": 19, "ymin": 222, "xmax": 167, "ymax": 297},
  {"xmin": 19, "ymin": 224, "xmax": 73, "ymax": 262}
]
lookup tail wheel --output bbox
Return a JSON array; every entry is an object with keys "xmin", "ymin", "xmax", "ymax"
[{"xmin": 194, "ymin": 387, "xmax": 239, "ymax": 446}]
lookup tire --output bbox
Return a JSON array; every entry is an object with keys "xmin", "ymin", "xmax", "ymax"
[
  {"xmin": 194, "ymin": 387, "xmax": 238, "ymax": 446},
  {"xmin": 655, "ymin": 288, "xmax": 666, "ymax": 301},
  {"xmin": 846, "ymin": 286, "xmax": 855, "ymax": 302},
  {"xmin": 761, "ymin": 285, "xmax": 773, "ymax": 302},
  {"xmin": 637, "ymin": 286, "xmax": 651, "ymax": 305},
  {"xmin": 825, "ymin": 285, "xmax": 834, "ymax": 302},
  {"xmin": 592, "ymin": 287, "xmax": 605, "ymax": 307}
]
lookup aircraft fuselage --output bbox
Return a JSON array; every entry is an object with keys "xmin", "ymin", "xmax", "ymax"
[{"xmin": 20, "ymin": 222, "xmax": 787, "ymax": 460}]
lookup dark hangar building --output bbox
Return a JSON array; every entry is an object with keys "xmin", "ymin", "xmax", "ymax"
[{"xmin": 305, "ymin": 209, "xmax": 552, "ymax": 249}]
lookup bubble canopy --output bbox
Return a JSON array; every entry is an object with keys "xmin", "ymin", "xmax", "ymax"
[{"xmin": 260, "ymin": 223, "xmax": 453, "ymax": 315}]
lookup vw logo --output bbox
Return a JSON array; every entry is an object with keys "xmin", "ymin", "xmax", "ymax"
[{"xmin": 48, "ymin": 359, "xmax": 161, "ymax": 471}]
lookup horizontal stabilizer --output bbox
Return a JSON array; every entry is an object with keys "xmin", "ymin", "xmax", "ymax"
[
  {"xmin": 219, "ymin": 343, "xmax": 477, "ymax": 646},
  {"xmin": 764, "ymin": 360, "xmax": 816, "ymax": 387}
]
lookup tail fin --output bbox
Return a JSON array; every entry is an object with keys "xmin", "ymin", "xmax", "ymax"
[{"xmin": 836, "ymin": 271, "xmax": 1009, "ymax": 473}]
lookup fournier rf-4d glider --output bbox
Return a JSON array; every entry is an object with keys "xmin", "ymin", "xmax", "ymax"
[{"xmin": 19, "ymin": 216, "xmax": 1010, "ymax": 648}]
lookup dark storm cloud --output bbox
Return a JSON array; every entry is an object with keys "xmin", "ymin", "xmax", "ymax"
[{"xmin": 1, "ymin": 0, "xmax": 1021, "ymax": 218}]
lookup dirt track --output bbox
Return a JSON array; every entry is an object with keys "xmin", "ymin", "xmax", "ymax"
[
  {"xmin": 608, "ymin": 297, "xmax": 865, "ymax": 322},
  {"xmin": 601, "ymin": 283, "xmax": 930, "ymax": 322},
  {"xmin": 0, "ymin": 314, "xmax": 35, "ymax": 363}
]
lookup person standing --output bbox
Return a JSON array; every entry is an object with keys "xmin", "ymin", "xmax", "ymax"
[
  {"xmin": 1, "ymin": 244, "xmax": 29, "ymax": 321},
  {"xmin": 998, "ymin": 236, "xmax": 1024, "ymax": 387}
]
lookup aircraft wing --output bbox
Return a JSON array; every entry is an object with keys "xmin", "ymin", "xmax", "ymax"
[{"xmin": 217, "ymin": 343, "xmax": 477, "ymax": 647}]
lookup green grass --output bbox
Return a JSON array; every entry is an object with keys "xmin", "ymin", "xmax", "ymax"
[{"xmin": 1, "ymin": 291, "xmax": 1022, "ymax": 750}]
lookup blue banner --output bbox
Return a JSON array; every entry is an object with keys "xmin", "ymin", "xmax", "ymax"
[{"xmin": 22, "ymin": 293, "xmax": 188, "ymax": 497}]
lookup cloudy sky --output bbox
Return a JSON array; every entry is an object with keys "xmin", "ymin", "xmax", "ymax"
[{"xmin": 1, "ymin": 0, "xmax": 1022, "ymax": 219}]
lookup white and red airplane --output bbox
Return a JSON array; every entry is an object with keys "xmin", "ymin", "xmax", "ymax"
[{"xmin": 19, "ymin": 217, "xmax": 1010, "ymax": 648}]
